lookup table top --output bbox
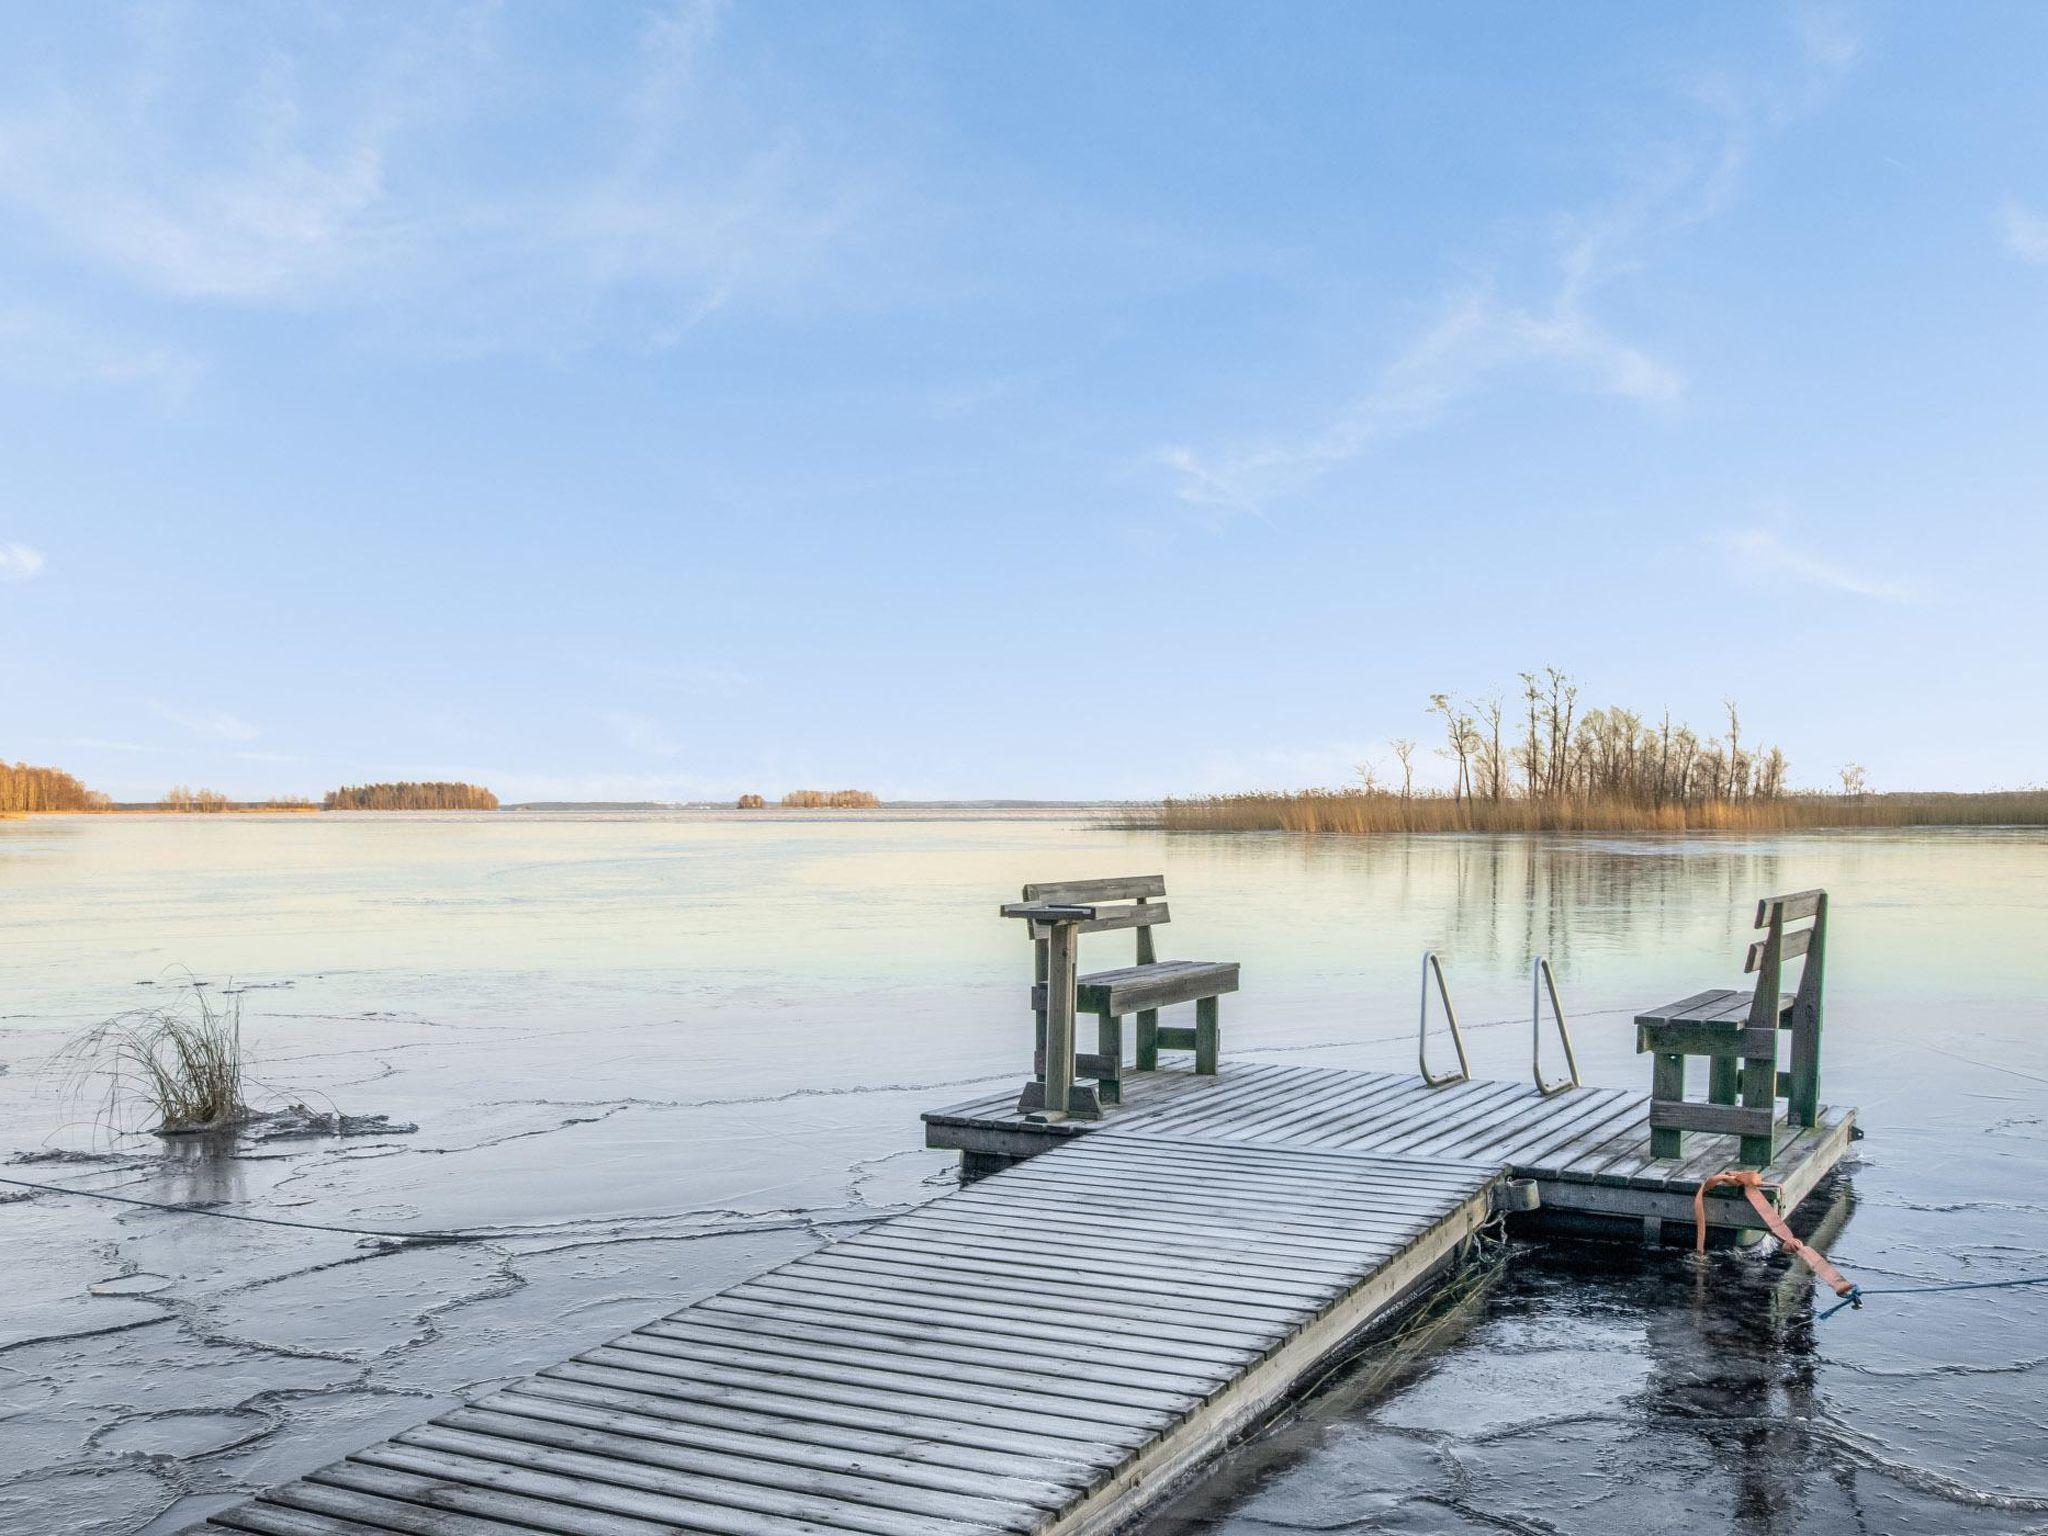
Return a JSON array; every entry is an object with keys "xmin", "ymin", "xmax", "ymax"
[{"xmin": 998, "ymin": 900, "xmax": 1099, "ymax": 922}]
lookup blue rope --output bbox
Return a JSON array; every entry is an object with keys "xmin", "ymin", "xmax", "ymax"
[{"xmin": 1816, "ymin": 1274, "xmax": 2048, "ymax": 1321}]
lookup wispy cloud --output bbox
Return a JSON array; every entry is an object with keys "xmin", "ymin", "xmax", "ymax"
[
  {"xmin": 0, "ymin": 3, "xmax": 866, "ymax": 354},
  {"xmin": 1159, "ymin": 13, "xmax": 1858, "ymax": 518},
  {"xmin": 0, "ymin": 15, "xmax": 437, "ymax": 305},
  {"xmin": 2001, "ymin": 200, "xmax": 2048, "ymax": 264},
  {"xmin": 1161, "ymin": 283, "xmax": 1683, "ymax": 515},
  {"xmin": 0, "ymin": 540, "xmax": 44, "ymax": 580},
  {"xmin": 1714, "ymin": 528, "xmax": 1917, "ymax": 603},
  {"xmin": 151, "ymin": 703, "xmax": 261, "ymax": 741}
]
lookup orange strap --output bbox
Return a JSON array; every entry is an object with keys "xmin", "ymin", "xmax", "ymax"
[{"xmin": 1694, "ymin": 1170, "xmax": 1857, "ymax": 1298}]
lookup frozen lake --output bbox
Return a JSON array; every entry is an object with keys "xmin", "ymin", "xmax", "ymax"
[{"xmin": 2, "ymin": 809, "xmax": 2043, "ymax": 1534}]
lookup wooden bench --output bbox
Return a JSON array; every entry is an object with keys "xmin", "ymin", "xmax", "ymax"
[
  {"xmin": 1636, "ymin": 888, "xmax": 1828, "ymax": 1167},
  {"xmin": 1003, "ymin": 875, "xmax": 1239, "ymax": 1118}
]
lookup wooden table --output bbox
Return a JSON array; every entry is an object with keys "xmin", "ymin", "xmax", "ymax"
[{"xmin": 1000, "ymin": 899, "xmax": 1099, "ymax": 1121}]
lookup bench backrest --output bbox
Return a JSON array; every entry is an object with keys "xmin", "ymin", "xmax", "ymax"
[
  {"xmin": 1020, "ymin": 875, "xmax": 1168, "ymax": 964},
  {"xmin": 1743, "ymin": 889, "xmax": 1826, "ymax": 1022},
  {"xmin": 1745, "ymin": 888, "xmax": 1828, "ymax": 1128}
]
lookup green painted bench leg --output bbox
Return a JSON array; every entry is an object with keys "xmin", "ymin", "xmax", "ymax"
[
  {"xmin": 1096, "ymin": 1011, "xmax": 1122, "ymax": 1104},
  {"xmin": 1650, "ymin": 1051, "xmax": 1685, "ymax": 1159},
  {"xmin": 1787, "ymin": 1021, "xmax": 1821, "ymax": 1130},
  {"xmin": 1195, "ymin": 996, "xmax": 1219, "ymax": 1075},
  {"xmin": 1708, "ymin": 1055, "xmax": 1739, "ymax": 1106},
  {"xmin": 1739, "ymin": 1048, "xmax": 1778, "ymax": 1169},
  {"xmin": 1031, "ymin": 935, "xmax": 1048, "ymax": 1083},
  {"xmin": 1135, "ymin": 1009, "xmax": 1159, "ymax": 1072}
]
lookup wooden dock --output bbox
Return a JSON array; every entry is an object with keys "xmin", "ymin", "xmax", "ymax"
[
  {"xmin": 199, "ymin": 1134, "xmax": 1507, "ymax": 1536},
  {"xmin": 194, "ymin": 878, "xmax": 1861, "ymax": 1536},
  {"xmin": 196, "ymin": 1067, "xmax": 1855, "ymax": 1536},
  {"xmin": 924, "ymin": 1062, "xmax": 1856, "ymax": 1242}
]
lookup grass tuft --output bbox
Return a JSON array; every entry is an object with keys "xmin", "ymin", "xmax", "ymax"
[{"xmin": 61, "ymin": 985, "xmax": 249, "ymax": 1134}]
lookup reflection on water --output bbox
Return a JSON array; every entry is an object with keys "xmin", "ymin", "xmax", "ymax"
[{"xmin": 0, "ymin": 811, "xmax": 2043, "ymax": 1534}]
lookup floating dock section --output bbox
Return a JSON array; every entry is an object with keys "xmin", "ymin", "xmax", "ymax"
[
  {"xmin": 201, "ymin": 1133, "xmax": 1506, "ymax": 1536},
  {"xmin": 925, "ymin": 1062, "xmax": 1855, "ymax": 1243}
]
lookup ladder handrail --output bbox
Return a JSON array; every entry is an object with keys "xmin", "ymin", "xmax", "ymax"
[
  {"xmin": 1532, "ymin": 956, "xmax": 1581, "ymax": 1096},
  {"xmin": 1418, "ymin": 950, "xmax": 1471, "ymax": 1087}
]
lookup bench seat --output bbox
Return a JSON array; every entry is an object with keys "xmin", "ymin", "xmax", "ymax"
[
  {"xmin": 1636, "ymin": 988, "xmax": 1792, "ymax": 1051},
  {"xmin": 1032, "ymin": 959, "xmax": 1241, "ymax": 1016}
]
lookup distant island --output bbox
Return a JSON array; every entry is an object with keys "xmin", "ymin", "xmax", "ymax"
[
  {"xmin": 3, "ymin": 764, "xmax": 898, "ymax": 817},
  {"xmin": 2, "ymin": 761, "xmax": 108, "ymax": 812},
  {"xmin": 324, "ymin": 782, "xmax": 500, "ymax": 811},
  {"xmin": 779, "ymin": 789, "xmax": 881, "ymax": 808},
  {"xmin": 160, "ymin": 786, "xmax": 314, "ymax": 813}
]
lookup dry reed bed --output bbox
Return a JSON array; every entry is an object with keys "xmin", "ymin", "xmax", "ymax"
[{"xmin": 1138, "ymin": 790, "xmax": 2048, "ymax": 836}]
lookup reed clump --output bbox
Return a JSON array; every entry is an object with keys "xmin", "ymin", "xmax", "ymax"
[
  {"xmin": 61, "ymin": 987, "xmax": 249, "ymax": 1134},
  {"xmin": 780, "ymin": 789, "xmax": 880, "ymax": 808},
  {"xmin": 736, "ymin": 793, "xmax": 767, "ymax": 809}
]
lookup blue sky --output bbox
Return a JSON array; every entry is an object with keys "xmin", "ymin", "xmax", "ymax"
[{"xmin": 2, "ymin": 2, "xmax": 2044, "ymax": 801}]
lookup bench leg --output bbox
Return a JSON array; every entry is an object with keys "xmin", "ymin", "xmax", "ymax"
[
  {"xmin": 1708, "ymin": 1055, "xmax": 1739, "ymax": 1107},
  {"xmin": 1032, "ymin": 934, "xmax": 1048, "ymax": 1069},
  {"xmin": 1650, "ymin": 1051, "xmax": 1685, "ymax": 1159},
  {"xmin": 1787, "ymin": 1017, "xmax": 1821, "ymax": 1130},
  {"xmin": 1739, "ymin": 1047, "xmax": 1778, "ymax": 1168},
  {"xmin": 1096, "ymin": 1011, "xmax": 1122, "ymax": 1104},
  {"xmin": 1195, "ymin": 996, "xmax": 1219, "ymax": 1075},
  {"xmin": 1135, "ymin": 1010, "xmax": 1159, "ymax": 1072}
]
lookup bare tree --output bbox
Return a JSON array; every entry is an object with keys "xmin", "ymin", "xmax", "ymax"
[
  {"xmin": 1390, "ymin": 739, "xmax": 1416, "ymax": 799},
  {"xmin": 1426, "ymin": 695, "xmax": 1473, "ymax": 805},
  {"xmin": 1475, "ymin": 696, "xmax": 1506, "ymax": 801},
  {"xmin": 1517, "ymin": 673, "xmax": 1544, "ymax": 795},
  {"xmin": 1724, "ymin": 699, "xmax": 1743, "ymax": 800}
]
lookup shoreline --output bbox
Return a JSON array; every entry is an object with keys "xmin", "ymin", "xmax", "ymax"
[{"xmin": 1131, "ymin": 788, "xmax": 2048, "ymax": 837}]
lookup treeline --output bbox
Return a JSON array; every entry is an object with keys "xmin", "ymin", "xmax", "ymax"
[
  {"xmin": 1410, "ymin": 669, "xmax": 1787, "ymax": 808},
  {"xmin": 1, "ymin": 760, "xmax": 108, "ymax": 812},
  {"xmin": 780, "ymin": 789, "xmax": 880, "ymax": 808},
  {"xmin": 1142, "ymin": 668, "xmax": 2048, "ymax": 835},
  {"xmin": 323, "ymin": 781, "xmax": 500, "ymax": 811},
  {"xmin": 161, "ymin": 786, "xmax": 233, "ymax": 812}
]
